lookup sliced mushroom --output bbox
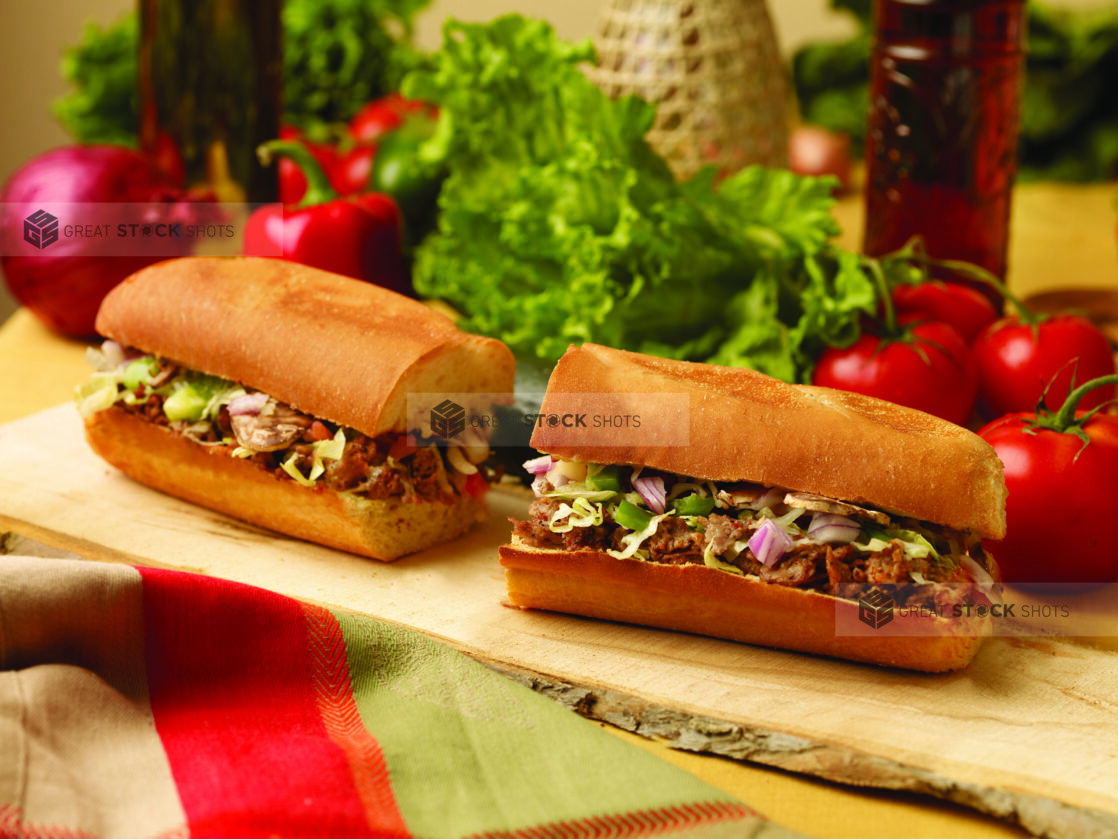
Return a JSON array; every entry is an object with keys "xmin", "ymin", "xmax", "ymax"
[
  {"xmin": 783, "ymin": 491, "xmax": 891, "ymax": 526},
  {"xmin": 715, "ymin": 482, "xmax": 768, "ymax": 507},
  {"xmin": 263, "ymin": 403, "xmax": 314, "ymax": 425},
  {"xmin": 231, "ymin": 413, "xmax": 308, "ymax": 452},
  {"xmin": 446, "ymin": 445, "xmax": 479, "ymax": 475},
  {"xmin": 148, "ymin": 362, "xmax": 179, "ymax": 388}
]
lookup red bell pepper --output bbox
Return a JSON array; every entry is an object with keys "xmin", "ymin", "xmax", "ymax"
[
  {"xmin": 349, "ymin": 93, "xmax": 436, "ymax": 146},
  {"xmin": 330, "ymin": 144, "xmax": 376, "ymax": 196},
  {"xmin": 276, "ymin": 127, "xmax": 340, "ymax": 205},
  {"xmin": 245, "ymin": 139, "xmax": 411, "ymax": 296}
]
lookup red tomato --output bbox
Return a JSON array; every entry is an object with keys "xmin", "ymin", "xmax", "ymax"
[
  {"xmin": 973, "ymin": 314, "xmax": 1116, "ymax": 417},
  {"xmin": 787, "ymin": 125, "xmax": 852, "ymax": 192},
  {"xmin": 464, "ymin": 471, "xmax": 489, "ymax": 499},
  {"xmin": 979, "ymin": 409, "xmax": 1118, "ymax": 586},
  {"xmin": 387, "ymin": 433, "xmax": 417, "ymax": 461},
  {"xmin": 812, "ymin": 319, "xmax": 978, "ymax": 426},
  {"xmin": 891, "ymin": 281, "xmax": 999, "ymax": 345},
  {"xmin": 308, "ymin": 420, "xmax": 334, "ymax": 442}
]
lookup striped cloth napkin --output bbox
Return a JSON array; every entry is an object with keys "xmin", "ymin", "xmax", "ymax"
[{"xmin": 0, "ymin": 555, "xmax": 803, "ymax": 839}]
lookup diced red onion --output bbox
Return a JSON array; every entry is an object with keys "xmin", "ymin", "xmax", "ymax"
[
  {"xmin": 959, "ymin": 555, "xmax": 996, "ymax": 593},
  {"xmin": 523, "ymin": 455, "xmax": 554, "ymax": 475},
  {"xmin": 748, "ymin": 486, "xmax": 786, "ymax": 511},
  {"xmin": 531, "ymin": 475, "xmax": 549, "ymax": 498},
  {"xmin": 228, "ymin": 392, "xmax": 270, "ymax": 416},
  {"xmin": 807, "ymin": 513, "xmax": 860, "ymax": 544},
  {"xmin": 748, "ymin": 519, "xmax": 792, "ymax": 567},
  {"xmin": 632, "ymin": 475, "xmax": 666, "ymax": 514}
]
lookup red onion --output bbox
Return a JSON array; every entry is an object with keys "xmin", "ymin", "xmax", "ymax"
[
  {"xmin": 748, "ymin": 519, "xmax": 792, "ymax": 567},
  {"xmin": 748, "ymin": 486, "xmax": 786, "ymax": 512},
  {"xmin": 632, "ymin": 475, "xmax": 666, "ymax": 514},
  {"xmin": 0, "ymin": 145, "xmax": 204, "ymax": 337},
  {"xmin": 523, "ymin": 455, "xmax": 553, "ymax": 475},
  {"xmin": 807, "ymin": 513, "xmax": 860, "ymax": 544},
  {"xmin": 959, "ymin": 555, "xmax": 996, "ymax": 593},
  {"xmin": 788, "ymin": 125, "xmax": 852, "ymax": 192},
  {"xmin": 228, "ymin": 393, "xmax": 270, "ymax": 416}
]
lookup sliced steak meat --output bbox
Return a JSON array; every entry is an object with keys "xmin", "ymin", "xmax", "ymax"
[
  {"xmin": 864, "ymin": 542, "xmax": 912, "ymax": 585},
  {"xmin": 324, "ymin": 444, "xmax": 371, "ymax": 492},
  {"xmin": 825, "ymin": 545, "xmax": 856, "ymax": 589},
  {"xmin": 703, "ymin": 514, "xmax": 748, "ymax": 556},
  {"xmin": 647, "ymin": 516, "xmax": 704, "ymax": 565},
  {"xmin": 410, "ymin": 447, "xmax": 451, "ymax": 502},
  {"xmin": 365, "ymin": 464, "xmax": 406, "ymax": 500},
  {"xmin": 511, "ymin": 517, "xmax": 564, "ymax": 549},
  {"xmin": 760, "ymin": 553, "xmax": 820, "ymax": 586},
  {"xmin": 563, "ymin": 525, "xmax": 610, "ymax": 551}
]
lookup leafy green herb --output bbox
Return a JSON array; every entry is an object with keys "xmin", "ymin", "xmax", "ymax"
[
  {"xmin": 281, "ymin": 0, "xmax": 431, "ymax": 129},
  {"xmin": 405, "ymin": 15, "xmax": 922, "ymax": 381},
  {"xmin": 53, "ymin": 0, "xmax": 432, "ymax": 144},
  {"xmin": 54, "ymin": 15, "xmax": 140, "ymax": 147}
]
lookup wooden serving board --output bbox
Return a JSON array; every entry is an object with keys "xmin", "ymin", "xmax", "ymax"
[{"xmin": 3, "ymin": 405, "xmax": 1118, "ymax": 838}]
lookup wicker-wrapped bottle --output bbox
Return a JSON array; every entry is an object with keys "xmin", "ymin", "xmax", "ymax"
[{"xmin": 592, "ymin": 0, "xmax": 788, "ymax": 180}]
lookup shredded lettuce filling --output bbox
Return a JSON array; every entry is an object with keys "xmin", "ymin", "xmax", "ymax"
[
  {"xmin": 532, "ymin": 458, "xmax": 973, "ymax": 576},
  {"xmin": 76, "ymin": 343, "xmax": 489, "ymax": 496}
]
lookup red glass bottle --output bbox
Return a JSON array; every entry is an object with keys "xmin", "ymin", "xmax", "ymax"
[{"xmin": 862, "ymin": 0, "xmax": 1026, "ymax": 300}]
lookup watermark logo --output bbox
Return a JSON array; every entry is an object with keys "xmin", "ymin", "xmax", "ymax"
[
  {"xmin": 430, "ymin": 399, "xmax": 466, "ymax": 439},
  {"xmin": 406, "ymin": 391, "xmax": 691, "ymax": 447},
  {"xmin": 23, "ymin": 209, "xmax": 59, "ymax": 249},
  {"xmin": 858, "ymin": 589, "xmax": 895, "ymax": 629}
]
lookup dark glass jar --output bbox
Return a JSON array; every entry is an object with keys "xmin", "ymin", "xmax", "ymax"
[
  {"xmin": 862, "ymin": 0, "xmax": 1026, "ymax": 300},
  {"xmin": 138, "ymin": 0, "xmax": 282, "ymax": 204}
]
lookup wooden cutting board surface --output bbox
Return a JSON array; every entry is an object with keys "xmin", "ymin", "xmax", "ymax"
[{"xmin": 3, "ymin": 404, "xmax": 1118, "ymax": 837}]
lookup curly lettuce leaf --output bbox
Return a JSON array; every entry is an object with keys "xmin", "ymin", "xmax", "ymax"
[{"xmin": 405, "ymin": 16, "xmax": 884, "ymax": 381}]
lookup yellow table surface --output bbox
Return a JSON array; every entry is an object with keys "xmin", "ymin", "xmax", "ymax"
[{"xmin": 2, "ymin": 182, "xmax": 1116, "ymax": 838}]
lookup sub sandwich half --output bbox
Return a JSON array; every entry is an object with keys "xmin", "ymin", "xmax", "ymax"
[
  {"xmin": 500, "ymin": 344, "xmax": 1007, "ymax": 672},
  {"xmin": 76, "ymin": 256, "xmax": 515, "ymax": 560}
]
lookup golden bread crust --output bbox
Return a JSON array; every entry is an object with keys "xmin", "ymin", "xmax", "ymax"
[
  {"xmin": 499, "ymin": 543, "xmax": 989, "ymax": 672},
  {"xmin": 94, "ymin": 257, "xmax": 516, "ymax": 437},
  {"xmin": 85, "ymin": 408, "xmax": 486, "ymax": 561},
  {"xmin": 530, "ymin": 344, "xmax": 1007, "ymax": 539}
]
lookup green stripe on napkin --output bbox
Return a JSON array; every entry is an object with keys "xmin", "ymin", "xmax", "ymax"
[{"xmin": 332, "ymin": 609, "xmax": 789, "ymax": 838}]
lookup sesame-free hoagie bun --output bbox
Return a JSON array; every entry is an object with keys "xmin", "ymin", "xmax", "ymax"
[
  {"xmin": 501, "ymin": 344, "xmax": 1006, "ymax": 671},
  {"xmin": 499, "ymin": 543, "xmax": 992, "ymax": 672},
  {"xmin": 95, "ymin": 256, "xmax": 515, "ymax": 437},
  {"xmin": 81, "ymin": 257, "xmax": 515, "ymax": 561},
  {"xmin": 88, "ymin": 408, "xmax": 487, "ymax": 560},
  {"xmin": 530, "ymin": 344, "xmax": 1005, "ymax": 540}
]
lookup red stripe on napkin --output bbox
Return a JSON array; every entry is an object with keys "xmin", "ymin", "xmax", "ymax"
[
  {"xmin": 139, "ymin": 567, "xmax": 406, "ymax": 838},
  {"xmin": 303, "ymin": 602, "xmax": 409, "ymax": 835}
]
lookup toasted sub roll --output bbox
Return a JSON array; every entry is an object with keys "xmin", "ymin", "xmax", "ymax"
[
  {"xmin": 78, "ymin": 256, "xmax": 515, "ymax": 560},
  {"xmin": 500, "ymin": 344, "xmax": 1006, "ymax": 672}
]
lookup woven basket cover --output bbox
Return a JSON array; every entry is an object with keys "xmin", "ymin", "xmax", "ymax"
[{"xmin": 592, "ymin": 0, "xmax": 788, "ymax": 180}]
